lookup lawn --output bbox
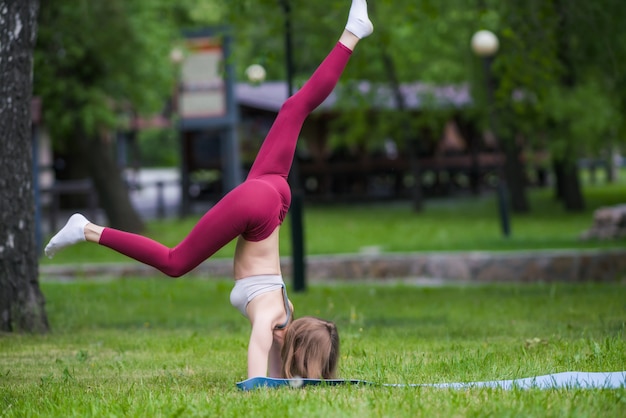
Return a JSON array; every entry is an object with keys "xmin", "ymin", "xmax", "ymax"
[
  {"xmin": 10, "ymin": 172, "xmax": 625, "ymax": 416},
  {"xmin": 1, "ymin": 279, "xmax": 625, "ymax": 417},
  {"xmin": 40, "ymin": 180, "xmax": 626, "ymax": 265}
]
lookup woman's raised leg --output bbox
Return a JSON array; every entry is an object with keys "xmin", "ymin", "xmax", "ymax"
[{"xmin": 246, "ymin": 0, "xmax": 373, "ymax": 180}]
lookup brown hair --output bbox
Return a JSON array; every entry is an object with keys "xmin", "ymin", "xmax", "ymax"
[{"xmin": 280, "ymin": 316, "xmax": 340, "ymax": 379}]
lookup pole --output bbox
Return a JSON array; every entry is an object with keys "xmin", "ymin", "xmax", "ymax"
[
  {"xmin": 483, "ymin": 56, "xmax": 511, "ymax": 237},
  {"xmin": 280, "ymin": 0, "xmax": 306, "ymax": 292}
]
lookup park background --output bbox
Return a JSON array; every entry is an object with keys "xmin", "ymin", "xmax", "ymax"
[{"xmin": 1, "ymin": 0, "xmax": 626, "ymax": 416}]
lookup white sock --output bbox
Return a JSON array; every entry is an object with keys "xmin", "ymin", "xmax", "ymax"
[
  {"xmin": 44, "ymin": 213, "xmax": 90, "ymax": 258},
  {"xmin": 345, "ymin": 0, "xmax": 373, "ymax": 39}
]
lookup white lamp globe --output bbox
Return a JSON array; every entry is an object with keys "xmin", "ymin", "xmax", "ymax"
[
  {"xmin": 169, "ymin": 47, "xmax": 184, "ymax": 64},
  {"xmin": 471, "ymin": 30, "xmax": 499, "ymax": 57},
  {"xmin": 246, "ymin": 64, "xmax": 267, "ymax": 84}
]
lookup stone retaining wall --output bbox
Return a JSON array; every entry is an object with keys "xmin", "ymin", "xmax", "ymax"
[
  {"xmin": 295, "ymin": 250, "xmax": 626, "ymax": 283},
  {"xmin": 41, "ymin": 249, "xmax": 626, "ymax": 283}
]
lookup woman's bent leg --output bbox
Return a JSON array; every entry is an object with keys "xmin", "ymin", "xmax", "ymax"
[{"xmin": 99, "ymin": 189, "xmax": 252, "ymax": 277}]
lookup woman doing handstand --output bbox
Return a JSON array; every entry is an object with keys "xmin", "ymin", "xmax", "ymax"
[{"xmin": 45, "ymin": 0, "xmax": 373, "ymax": 380}]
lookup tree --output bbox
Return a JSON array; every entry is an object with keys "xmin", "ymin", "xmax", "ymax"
[
  {"xmin": 495, "ymin": 0, "xmax": 626, "ymax": 211},
  {"xmin": 159, "ymin": 0, "xmax": 626, "ymax": 213},
  {"xmin": 82, "ymin": 0, "xmax": 618, "ymax": 225},
  {"xmin": 546, "ymin": 0, "xmax": 624, "ymax": 209},
  {"xmin": 0, "ymin": 0, "xmax": 49, "ymax": 333},
  {"xmin": 34, "ymin": 0, "xmax": 184, "ymax": 232}
]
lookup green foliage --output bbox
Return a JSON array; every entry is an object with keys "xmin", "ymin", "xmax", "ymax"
[
  {"xmin": 541, "ymin": 80, "xmax": 619, "ymax": 159},
  {"xmin": 494, "ymin": 0, "xmax": 626, "ymax": 158},
  {"xmin": 34, "ymin": 0, "xmax": 181, "ymax": 141},
  {"xmin": 34, "ymin": 0, "xmax": 626, "ymax": 156},
  {"xmin": 1, "ymin": 280, "xmax": 625, "ymax": 416},
  {"xmin": 31, "ymin": 0, "xmax": 625, "ymax": 224},
  {"xmin": 137, "ymin": 127, "xmax": 180, "ymax": 167}
]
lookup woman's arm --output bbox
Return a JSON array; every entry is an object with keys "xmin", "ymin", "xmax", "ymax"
[
  {"xmin": 267, "ymin": 336, "xmax": 283, "ymax": 378},
  {"xmin": 246, "ymin": 320, "xmax": 274, "ymax": 378}
]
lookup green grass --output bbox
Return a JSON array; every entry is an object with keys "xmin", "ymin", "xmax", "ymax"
[
  {"xmin": 1, "ymin": 279, "xmax": 625, "ymax": 417},
  {"xmin": 41, "ymin": 180, "xmax": 626, "ymax": 266}
]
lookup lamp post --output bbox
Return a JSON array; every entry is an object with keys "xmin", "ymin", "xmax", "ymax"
[
  {"xmin": 279, "ymin": 0, "xmax": 306, "ymax": 292},
  {"xmin": 471, "ymin": 30, "xmax": 511, "ymax": 237}
]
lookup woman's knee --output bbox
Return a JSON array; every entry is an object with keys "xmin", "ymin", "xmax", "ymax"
[
  {"xmin": 160, "ymin": 261, "xmax": 191, "ymax": 278},
  {"xmin": 280, "ymin": 95, "xmax": 309, "ymax": 115}
]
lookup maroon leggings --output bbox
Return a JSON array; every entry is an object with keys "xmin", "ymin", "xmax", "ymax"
[{"xmin": 99, "ymin": 42, "xmax": 353, "ymax": 277}]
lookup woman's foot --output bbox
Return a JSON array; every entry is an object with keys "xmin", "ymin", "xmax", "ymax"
[
  {"xmin": 345, "ymin": 0, "xmax": 373, "ymax": 39},
  {"xmin": 44, "ymin": 213, "xmax": 89, "ymax": 258}
]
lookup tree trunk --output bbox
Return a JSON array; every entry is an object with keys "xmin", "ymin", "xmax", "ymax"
[
  {"xmin": 74, "ymin": 131, "xmax": 146, "ymax": 233},
  {"xmin": 57, "ymin": 124, "xmax": 145, "ymax": 232},
  {"xmin": 378, "ymin": 43, "xmax": 423, "ymax": 211},
  {"xmin": 455, "ymin": 116, "xmax": 481, "ymax": 195},
  {"xmin": 0, "ymin": 0, "xmax": 49, "ymax": 333},
  {"xmin": 552, "ymin": 159, "xmax": 565, "ymax": 201},
  {"xmin": 53, "ymin": 133, "xmax": 92, "ymax": 208},
  {"xmin": 551, "ymin": 0, "xmax": 584, "ymax": 212},
  {"xmin": 553, "ymin": 158, "xmax": 585, "ymax": 211}
]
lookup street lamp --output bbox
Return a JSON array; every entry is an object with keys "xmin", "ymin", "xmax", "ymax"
[
  {"xmin": 245, "ymin": 64, "xmax": 267, "ymax": 85},
  {"xmin": 279, "ymin": 0, "xmax": 307, "ymax": 292},
  {"xmin": 471, "ymin": 30, "xmax": 499, "ymax": 58},
  {"xmin": 169, "ymin": 47, "xmax": 184, "ymax": 65},
  {"xmin": 471, "ymin": 30, "xmax": 511, "ymax": 237}
]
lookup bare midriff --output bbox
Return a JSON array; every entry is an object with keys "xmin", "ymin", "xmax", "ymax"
[{"xmin": 233, "ymin": 226, "xmax": 282, "ymax": 280}]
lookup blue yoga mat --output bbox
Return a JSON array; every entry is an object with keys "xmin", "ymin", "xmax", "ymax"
[{"xmin": 237, "ymin": 371, "xmax": 626, "ymax": 391}]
